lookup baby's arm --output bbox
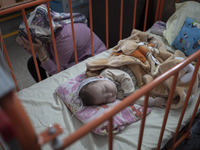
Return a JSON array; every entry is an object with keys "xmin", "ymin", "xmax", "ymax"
[
  {"xmin": 100, "ymin": 68, "xmax": 135, "ymax": 96},
  {"xmin": 135, "ymin": 96, "xmax": 167, "ymax": 107}
]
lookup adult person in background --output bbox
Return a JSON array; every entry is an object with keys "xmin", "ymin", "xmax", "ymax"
[{"xmin": 16, "ymin": 4, "xmax": 106, "ymax": 82}]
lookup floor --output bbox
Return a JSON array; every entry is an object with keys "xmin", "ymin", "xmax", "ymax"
[
  {"xmin": 0, "ymin": 13, "xmax": 36, "ymax": 90},
  {"xmin": 164, "ymin": 113, "xmax": 200, "ymax": 150}
]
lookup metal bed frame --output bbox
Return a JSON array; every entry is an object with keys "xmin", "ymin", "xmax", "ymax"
[{"xmin": 0, "ymin": 0, "xmax": 200, "ymax": 150}]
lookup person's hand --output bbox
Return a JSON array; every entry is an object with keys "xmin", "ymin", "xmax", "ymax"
[
  {"xmin": 16, "ymin": 36, "xmax": 42, "ymax": 50},
  {"xmin": 16, "ymin": 36, "xmax": 48, "ymax": 61}
]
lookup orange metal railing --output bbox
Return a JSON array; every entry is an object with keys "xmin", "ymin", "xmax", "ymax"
[
  {"xmin": 0, "ymin": 0, "xmax": 200, "ymax": 150},
  {"xmin": 106, "ymin": 0, "xmax": 109, "ymax": 49},
  {"xmin": 132, "ymin": 0, "xmax": 137, "ymax": 29},
  {"xmin": 21, "ymin": 8, "xmax": 42, "ymax": 81},
  {"xmin": 0, "ymin": 32, "xmax": 19, "ymax": 91},
  {"xmin": 0, "ymin": 91, "xmax": 41, "ymax": 150},
  {"xmin": 89, "ymin": 0, "xmax": 94, "ymax": 56},
  {"xmin": 58, "ymin": 49, "xmax": 200, "ymax": 150},
  {"xmin": 143, "ymin": 0, "xmax": 149, "ymax": 31},
  {"xmin": 68, "ymin": 0, "xmax": 78, "ymax": 64},
  {"xmin": 0, "ymin": 0, "xmax": 60, "ymax": 87},
  {"xmin": 119, "ymin": 0, "xmax": 123, "ymax": 40},
  {"xmin": 46, "ymin": 2, "xmax": 60, "ymax": 72},
  {"xmin": 0, "ymin": 0, "xmax": 166, "ymax": 90},
  {"xmin": 1, "ymin": 50, "xmax": 199, "ymax": 150},
  {"xmin": 155, "ymin": 0, "xmax": 165, "ymax": 22}
]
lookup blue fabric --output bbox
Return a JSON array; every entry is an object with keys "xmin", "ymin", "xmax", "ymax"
[{"xmin": 172, "ymin": 17, "xmax": 200, "ymax": 56}]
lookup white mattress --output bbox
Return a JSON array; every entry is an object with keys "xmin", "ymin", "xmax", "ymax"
[{"xmin": 17, "ymin": 47, "xmax": 200, "ymax": 150}]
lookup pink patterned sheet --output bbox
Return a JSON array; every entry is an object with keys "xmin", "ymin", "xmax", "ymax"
[{"xmin": 56, "ymin": 73, "xmax": 152, "ymax": 135}]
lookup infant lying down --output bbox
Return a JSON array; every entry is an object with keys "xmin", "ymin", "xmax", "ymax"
[{"xmin": 78, "ymin": 67, "xmax": 167, "ymax": 107}]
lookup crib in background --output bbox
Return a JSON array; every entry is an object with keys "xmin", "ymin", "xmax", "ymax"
[{"xmin": 0, "ymin": 0, "xmax": 200, "ymax": 150}]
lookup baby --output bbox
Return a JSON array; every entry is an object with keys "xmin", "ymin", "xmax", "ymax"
[
  {"xmin": 78, "ymin": 68, "xmax": 167, "ymax": 107},
  {"xmin": 78, "ymin": 76, "xmax": 117, "ymax": 105}
]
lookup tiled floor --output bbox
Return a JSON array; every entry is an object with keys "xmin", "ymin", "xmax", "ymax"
[{"xmin": 0, "ymin": 14, "xmax": 35, "ymax": 89}]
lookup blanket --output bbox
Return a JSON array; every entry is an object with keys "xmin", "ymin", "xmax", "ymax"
[{"xmin": 85, "ymin": 29, "xmax": 199, "ymax": 109}]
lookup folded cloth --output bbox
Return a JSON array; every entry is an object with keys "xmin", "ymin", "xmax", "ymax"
[{"xmin": 150, "ymin": 21, "xmax": 166, "ymax": 36}]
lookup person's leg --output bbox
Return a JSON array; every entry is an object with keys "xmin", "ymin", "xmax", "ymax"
[{"xmin": 27, "ymin": 57, "xmax": 47, "ymax": 82}]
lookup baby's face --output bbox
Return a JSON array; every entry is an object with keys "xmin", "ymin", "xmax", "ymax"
[{"xmin": 87, "ymin": 80, "xmax": 117, "ymax": 105}]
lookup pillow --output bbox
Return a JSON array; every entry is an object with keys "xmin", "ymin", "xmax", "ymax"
[
  {"xmin": 56, "ymin": 73, "xmax": 152, "ymax": 135},
  {"xmin": 163, "ymin": 1, "xmax": 200, "ymax": 46},
  {"xmin": 172, "ymin": 17, "xmax": 200, "ymax": 56}
]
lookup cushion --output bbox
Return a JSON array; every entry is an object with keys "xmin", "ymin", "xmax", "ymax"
[
  {"xmin": 172, "ymin": 17, "xmax": 200, "ymax": 56},
  {"xmin": 55, "ymin": 73, "xmax": 152, "ymax": 135},
  {"xmin": 163, "ymin": 1, "xmax": 200, "ymax": 46}
]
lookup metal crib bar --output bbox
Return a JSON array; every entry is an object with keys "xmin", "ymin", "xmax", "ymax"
[
  {"xmin": 46, "ymin": 2, "xmax": 60, "ymax": 73},
  {"xmin": 0, "ymin": 0, "xmax": 51, "ymax": 16},
  {"xmin": 172, "ymin": 95, "xmax": 200, "ymax": 149},
  {"xmin": 156, "ymin": 73, "xmax": 179, "ymax": 150},
  {"xmin": 89, "ymin": 0, "xmax": 94, "ymax": 55},
  {"xmin": 187, "ymin": 94, "xmax": 200, "ymax": 136},
  {"xmin": 172, "ymin": 132, "xmax": 189, "ymax": 149},
  {"xmin": 0, "ymin": 91, "xmax": 40, "ymax": 150},
  {"xmin": 158, "ymin": 0, "xmax": 164, "ymax": 21},
  {"xmin": 106, "ymin": 0, "xmax": 109, "ymax": 49},
  {"xmin": 132, "ymin": 0, "xmax": 137, "ymax": 29},
  {"xmin": 59, "ymin": 50, "xmax": 200, "ymax": 149},
  {"xmin": 155, "ymin": 0, "xmax": 161, "ymax": 22},
  {"xmin": 0, "ymin": 33, "xmax": 19, "ymax": 91},
  {"xmin": 119, "ymin": 0, "xmax": 123, "ymax": 40},
  {"xmin": 68, "ymin": 0, "xmax": 78, "ymax": 64},
  {"xmin": 108, "ymin": 118, "xmax": 113, "ymax": 150},
  {"xmin": 137, "ymin": 93, "xmax": 150, "ymax": 150},
  {"xmin": 170, "ymin": 56, "xmax": 200, "ymax": 149},
  {"xmin": 21, "ymin": 8, "xmax": 41, "ymax": 82},
  {"xmin": 143, "ymin": 0, "xmax": 149, "ymax": 31},
  {"xmin": 0, "ymin": 0, "xmax": 54, "ymax": 83}
]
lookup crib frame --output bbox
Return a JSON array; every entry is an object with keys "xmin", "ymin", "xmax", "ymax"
[{"xmin": 0, "ymin": 0, "xmax": 200, "ymax": 150}]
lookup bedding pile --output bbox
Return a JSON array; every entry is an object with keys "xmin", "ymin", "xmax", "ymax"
[{"xmin": 85, "ymin": 29, "xmax": 199, "ymax": 109}]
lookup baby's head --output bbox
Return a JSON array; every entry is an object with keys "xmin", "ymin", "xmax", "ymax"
[{"xmin": 78, "ymin": 76, "xmax": 117, "ymax": 106}]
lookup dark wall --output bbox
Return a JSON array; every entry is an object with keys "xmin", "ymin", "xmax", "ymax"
[
  {"xmin": 159, "ymin": 0, "xmax": 200, "ymax": 22},
  {"xmin": 91, "ymin": 0, "xmax": 184, "ymax": 48},
  {"xmin": 91, "ymin": 0, "xmax": 147, "ymax": 48}
]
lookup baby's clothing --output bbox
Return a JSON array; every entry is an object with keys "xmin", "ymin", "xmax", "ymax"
[
  {"xmin": 100, "ymin": 67, "xmax": 135, "ymax": 99},
  {"xmin": 120, "ymin": 66, "xmax": 137, "ymax": 86},
  {"xmin": 99, "ymin": 67, "xmax": 155, "ymax": 106}
]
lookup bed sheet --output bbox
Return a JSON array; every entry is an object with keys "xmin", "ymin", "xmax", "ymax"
[{"xmin": 17, "ymin": 44, "xmax": 200, "ymax": 150}]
